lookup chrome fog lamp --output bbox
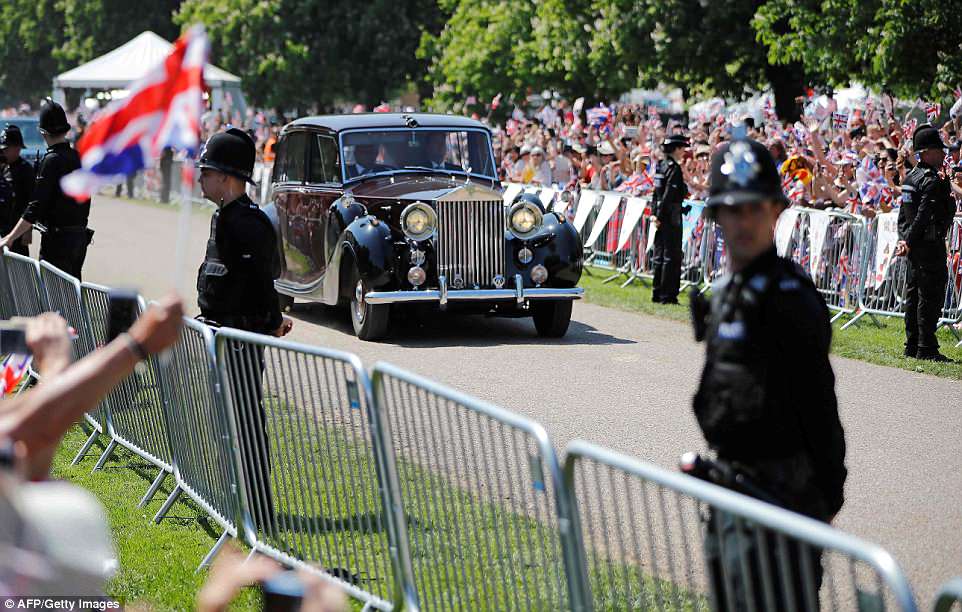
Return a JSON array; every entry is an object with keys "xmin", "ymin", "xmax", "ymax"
[
  {"xmin": 401, "ymin": 201, "xmax": 437, "ymax": 241},
  {"xmin": 407, "ymin": 266, "xmax": 427, "ymax": 287},
  {"xmin": 530, "ymin": 264, "xmax": 548, "ymax": 285},
  {"xmin": 508, "ymin": 200, "xmax": 543, "ymax": 239},
  {"xmin": 518, "ymin": 246, "xmax": 533, "ymax": 264}
]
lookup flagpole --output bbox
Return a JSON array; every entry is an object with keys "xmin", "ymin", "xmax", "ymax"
[{"xmin": 173, "ymin": 155, "xmax": 195, "ymax": 300}]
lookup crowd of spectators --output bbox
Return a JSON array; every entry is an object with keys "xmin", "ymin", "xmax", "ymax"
[{"xmin": 488, "ymin": 96, "xmax": 962, "ymax": 218}]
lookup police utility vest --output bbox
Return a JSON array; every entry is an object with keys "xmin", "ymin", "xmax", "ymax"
[
  {"xmin": 197, "ymin": 195, "xmax": 281, "ymax": 332},
  {"xmin": 899, "ymin": 163, "xmax": 955, "ymax": 251}
]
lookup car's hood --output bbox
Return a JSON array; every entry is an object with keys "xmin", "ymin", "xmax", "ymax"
[{"xmin": 348, "ymin": 173, "xmax": 501, "ymax": 202}]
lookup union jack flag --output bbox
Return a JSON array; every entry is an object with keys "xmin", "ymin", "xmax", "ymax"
[
  {"xmin": 832, "ymin": 112, "xmax": 848, "ymax": 130},
  {"xmin": 587, "ymin": 105, "xmax": 613, "ymax": 131},
  {"xmin": 924, "ymin": 102, "xmax": 941, "ymax": 122},
  {"xmin": 903, "ymin": 118, "xmax": 918, "ymax": 142},
  {"xmin": 0, "ymin": 354, "xmax": 31, "ymax": 396},
  {"xmin": 62, "ymin": 26, "xmax": 208, "ymax": 199}
]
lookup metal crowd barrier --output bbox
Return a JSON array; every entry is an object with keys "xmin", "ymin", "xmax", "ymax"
[
  {"xmin": 0, "ymin": 251, "xmax": 17, "ymax": 319},
  {"xmin": 563, "ymin": 440, "xmax": 918, "ymax": 612},
  {"xmin": 371, "ymin": 362, "xmax": 581, "ymax": 611},
  {"xmin": 934, "ymin": 578, "xmax": 962, "ymax": 612},
  {"xmin": 3, "ymin": 249, "xmax": 48, "ymax": 317},
  {"xmin": 215, "ymin": 328, "xmax": 403, "ymax": 611},
  {"xmin": 790, "ymin": 209, "xmax": 865, "ymax": 323},
  {"xmin": 152, "ymin": 317, "xmax": 240, "ymax": 570},
  {"xmin": 38, "ymin": 261, "xmax": 109, "ymax": 455},
  {"xmin": 83, "ymin": 284, "xmax": 174, "ymax": 508}
]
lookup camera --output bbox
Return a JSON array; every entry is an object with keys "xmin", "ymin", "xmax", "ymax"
[
  {"xmin": 260, "ymin": 571, "xmax": 305, "ymax": 612},
  {"xmin": 0, "ymin": 322, "xmax": 30, "ymax": 355},
  {"xmin": 107, "ymin": 289, "xmax": 140, "ymax": 342}
]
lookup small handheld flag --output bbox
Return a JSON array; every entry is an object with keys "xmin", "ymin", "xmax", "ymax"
[{"xmin": 61, "ymin": 26, "xmax": 209, "ymax": 200}]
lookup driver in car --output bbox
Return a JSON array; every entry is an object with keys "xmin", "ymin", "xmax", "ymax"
[{"xmin": 347, "ymin": 143, "xmax": 385, "ymax": 177}]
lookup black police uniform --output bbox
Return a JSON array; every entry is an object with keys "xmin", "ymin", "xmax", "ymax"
[
  {"xmin": 197, "ymin": 193, "xmax": 282, "ymax": 333},
  {"xmin": 898, "ymin": 161, "xmax": 956, "ymax": 358},
  {"xmin": 196, "ymin": 127, "xmax": 282, "ymax": 532},
  {"xmin": 22, "ymin": 142, "xmax": 92, "ymax": 279},
  {"xmin": 0, "ymin": 126, "xmax": 34, "ymax": 256},
  {"xmin": 652, "ymin": 150, "xmax": 689, "ymax": 303},
  {"xmin": 19, "ymin": 99, "xmax": 93, "ymax": 280},
  {"xmin": 693, "ymin": 137, "xmax": 846, "ymax": 612}
]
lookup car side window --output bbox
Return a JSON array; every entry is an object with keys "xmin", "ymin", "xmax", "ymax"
[
  {"xmin": 271, "ymin": 137, "xmax": 288, "ymax": 183},
  {"xmin": 308, "ymin": 134, "xmax": 340, "ymax": 184},
  {"xmin": 282, "ymin": 132, "xmax": 308, "ymax": 183}
]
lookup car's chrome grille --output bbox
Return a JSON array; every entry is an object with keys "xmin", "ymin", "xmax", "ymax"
[{"xmin": 435, "ymin": 200, "xmax": 505, "ymax": 289}]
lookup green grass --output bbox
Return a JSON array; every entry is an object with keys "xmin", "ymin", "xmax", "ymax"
[
  {"xmin": 579, "ymin": 265, "xmax": 962, "ymax": 380},
  {"xmin": 51, "ymin": 427, "xmax": 262, "ymax": 611}
]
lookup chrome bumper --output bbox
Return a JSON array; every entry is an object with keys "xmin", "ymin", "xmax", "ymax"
[{"xmin": 365, "ymin": 274, "xmax": 583, "ymax": 306}]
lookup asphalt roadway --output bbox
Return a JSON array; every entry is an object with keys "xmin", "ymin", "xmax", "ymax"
[{"xmin": 74, "ymin": 195, "xmax": 961, "ymax": 605}]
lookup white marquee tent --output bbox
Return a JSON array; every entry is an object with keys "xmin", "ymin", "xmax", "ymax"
[{"xmin": 52, "ymin": 31, "xmax": 245, "ymax": 113}]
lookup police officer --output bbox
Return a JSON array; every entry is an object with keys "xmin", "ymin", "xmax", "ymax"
[
  {"xmin": 691, "ymin": 135, "xmax": 847, "ymax": 611},
  {"xmin": 0, "ymin": 99, "xmax": 92, "ymax": 279},
  {"xmin": 895, "ymin": 125, "xmax": 956, "ymax": 362},
  {"xmin": 196, "ymin": 127, "xmax": 292, "ymax": 530},
  {"xmin": 0, "ymin": 125, "xmax": 33, "ymax": 256},
  {"xmin": 651, "ymin": 133, "xmax": 690, "ymax": 304}
]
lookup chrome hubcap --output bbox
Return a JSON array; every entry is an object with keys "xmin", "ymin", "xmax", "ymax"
[{"xmin": 354, "ymin": 280, "xmax": 365, "ymax": 322}]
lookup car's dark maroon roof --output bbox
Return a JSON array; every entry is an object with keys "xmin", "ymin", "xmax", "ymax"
[{"xmin": 286, "ymin": 112, "xmax": 490, "ymax": 133}]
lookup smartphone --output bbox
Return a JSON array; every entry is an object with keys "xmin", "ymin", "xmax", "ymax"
[
  {"xmin": 0, "ymin": 322, "xmax": 29, "ymax": 355},
  {"xmin": 261, "ymin": 571, "xmax": 305, "ymax": 612},
  {"xmin": 107, "ymin": 288, "xmax": 140, "ymax": 342}
]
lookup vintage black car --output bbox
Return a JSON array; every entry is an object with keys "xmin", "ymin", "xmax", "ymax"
[{"xmin": 268, "ymin": 113, "xmax": 583, "ymax": 340}]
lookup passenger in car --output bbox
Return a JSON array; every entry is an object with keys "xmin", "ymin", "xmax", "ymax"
[{"xmin": 346, "ymin": 143, "xmax": 386, "ymax": 177}]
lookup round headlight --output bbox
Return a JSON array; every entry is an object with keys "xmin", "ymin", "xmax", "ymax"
[
  {"xmin": 401, "ymin": 202, "xmax": 437, "ymax": 241},
  {"xmin": 508, "ymin": 201, "xmax": 543, "ymax": 239}
]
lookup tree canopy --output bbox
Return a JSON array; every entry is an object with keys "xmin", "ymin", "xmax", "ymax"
[
  {"xmin": 0, "ymin": 0, "xmax": 960, "ymax": 118},
  {"xmin": 176, "ymin": 0, "xmax": 441, "ymax": 111}
]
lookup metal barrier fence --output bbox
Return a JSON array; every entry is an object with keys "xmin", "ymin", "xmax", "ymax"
[
  {"xmin": 39, "ymin": 261, "xmax": 109, "ymax": 445},
  {"xmin": 82, "ymin": 284, "xmax": 174, "ymax": 509},
  {"xmin": 3, "ymin": 249, "xmax": 48, "ymax": 317},
  {"xmin": 153, "ymin": 317, "xmax": 240, "ymax": 570},
  {"xmin": 1, "ymin": 246, "xmax": 950, "ymax": 610},
  {"xmin": 0, "ymin": 253, "xmax": 17, "ymax": 320},
  {"xmin": 934, "ymin": 578, "xmax": 962, "ymax": 612},
  {"xmin": 563, "ymin": 440, "xmax": 918, "ymax": 612},
  {"xmin": 371, "ymin": 362, "xmax": 581, "ymax": 611},
  {"xmin": 215, "ymin": 328, "xmax": 402, "ymax": 611}
]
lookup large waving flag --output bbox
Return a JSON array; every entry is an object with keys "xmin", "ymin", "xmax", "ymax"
[{"xmin": 62, "ymin": 26, "xmax": 209, "ymax": 199}]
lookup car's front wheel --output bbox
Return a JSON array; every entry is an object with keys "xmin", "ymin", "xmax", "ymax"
[
  {"xmin": 350, "ymin": 275, "xmax": 390, "ymax": 341},
  {"xmin": 532, "ymin": 300, "xmax": 573, "ymax": 337}
]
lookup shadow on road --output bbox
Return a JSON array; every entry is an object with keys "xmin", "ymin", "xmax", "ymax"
[{"xmin": 289, "ymin": 303, "xmax": 636, "ymax": 348}]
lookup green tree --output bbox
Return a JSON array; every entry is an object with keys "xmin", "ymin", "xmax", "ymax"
[
  {"xmin": 593, "ymin": 0, "xmax": 806, "ymax": 120},
  {"xmin": 177, "ymin": 0, "xmax": 439, "ymax": 111},
  {"xmin": 754, "ymin": 0, "xmax": 962, "ymax": 102},
  {"xmin": 0, "ymin": 0, "xmax": 66, "ymax": 103},
  {"xmin": 0, "ymin": 0, "xmax": 181, "ymax": 104},
  {"xmin": 420, "ymin": 0, "xmax": 808, "ymax": 120},
  {"xmin": 418, "ymin": 0, "xmax": 539, "ymax": 110}
]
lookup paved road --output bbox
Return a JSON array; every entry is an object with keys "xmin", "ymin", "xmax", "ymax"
[{"xmin": 80, "ymin": 195, "xmax": 961, "ymax": 605}]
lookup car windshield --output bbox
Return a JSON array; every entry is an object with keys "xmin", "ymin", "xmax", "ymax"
[
  {"xmin": 3, "ymin": 118, "xmax": 45, "ymax": 151},
  {"xmin": 341, "ymin": 129, "xmax": 496, "ymax": 181}
]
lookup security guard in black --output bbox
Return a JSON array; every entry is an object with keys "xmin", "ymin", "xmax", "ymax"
[
  {"xmin": 0, "ymin": 99, "xmax": 91, "ymax": 279},
  {"xmin": 651, "ymin": 134, "xmax": 690, "ymax": 303},
  {"xmin": 0, "ymin": 125, "xmax": 34, "ymax": 256},
  {"xmin": 692, "ymin": 136, "xmax": 846, "ymax": 612},
  {"xmin": 897, "ymin": 124, "xmax": 956, "ymax": 361},
  {"xmin": 196, "ymin": 128, "xmax": 284, "ymax": 335},
  {"xmin": 198, "ymin": 194, "xmax": 282, "ymax": 334}
]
